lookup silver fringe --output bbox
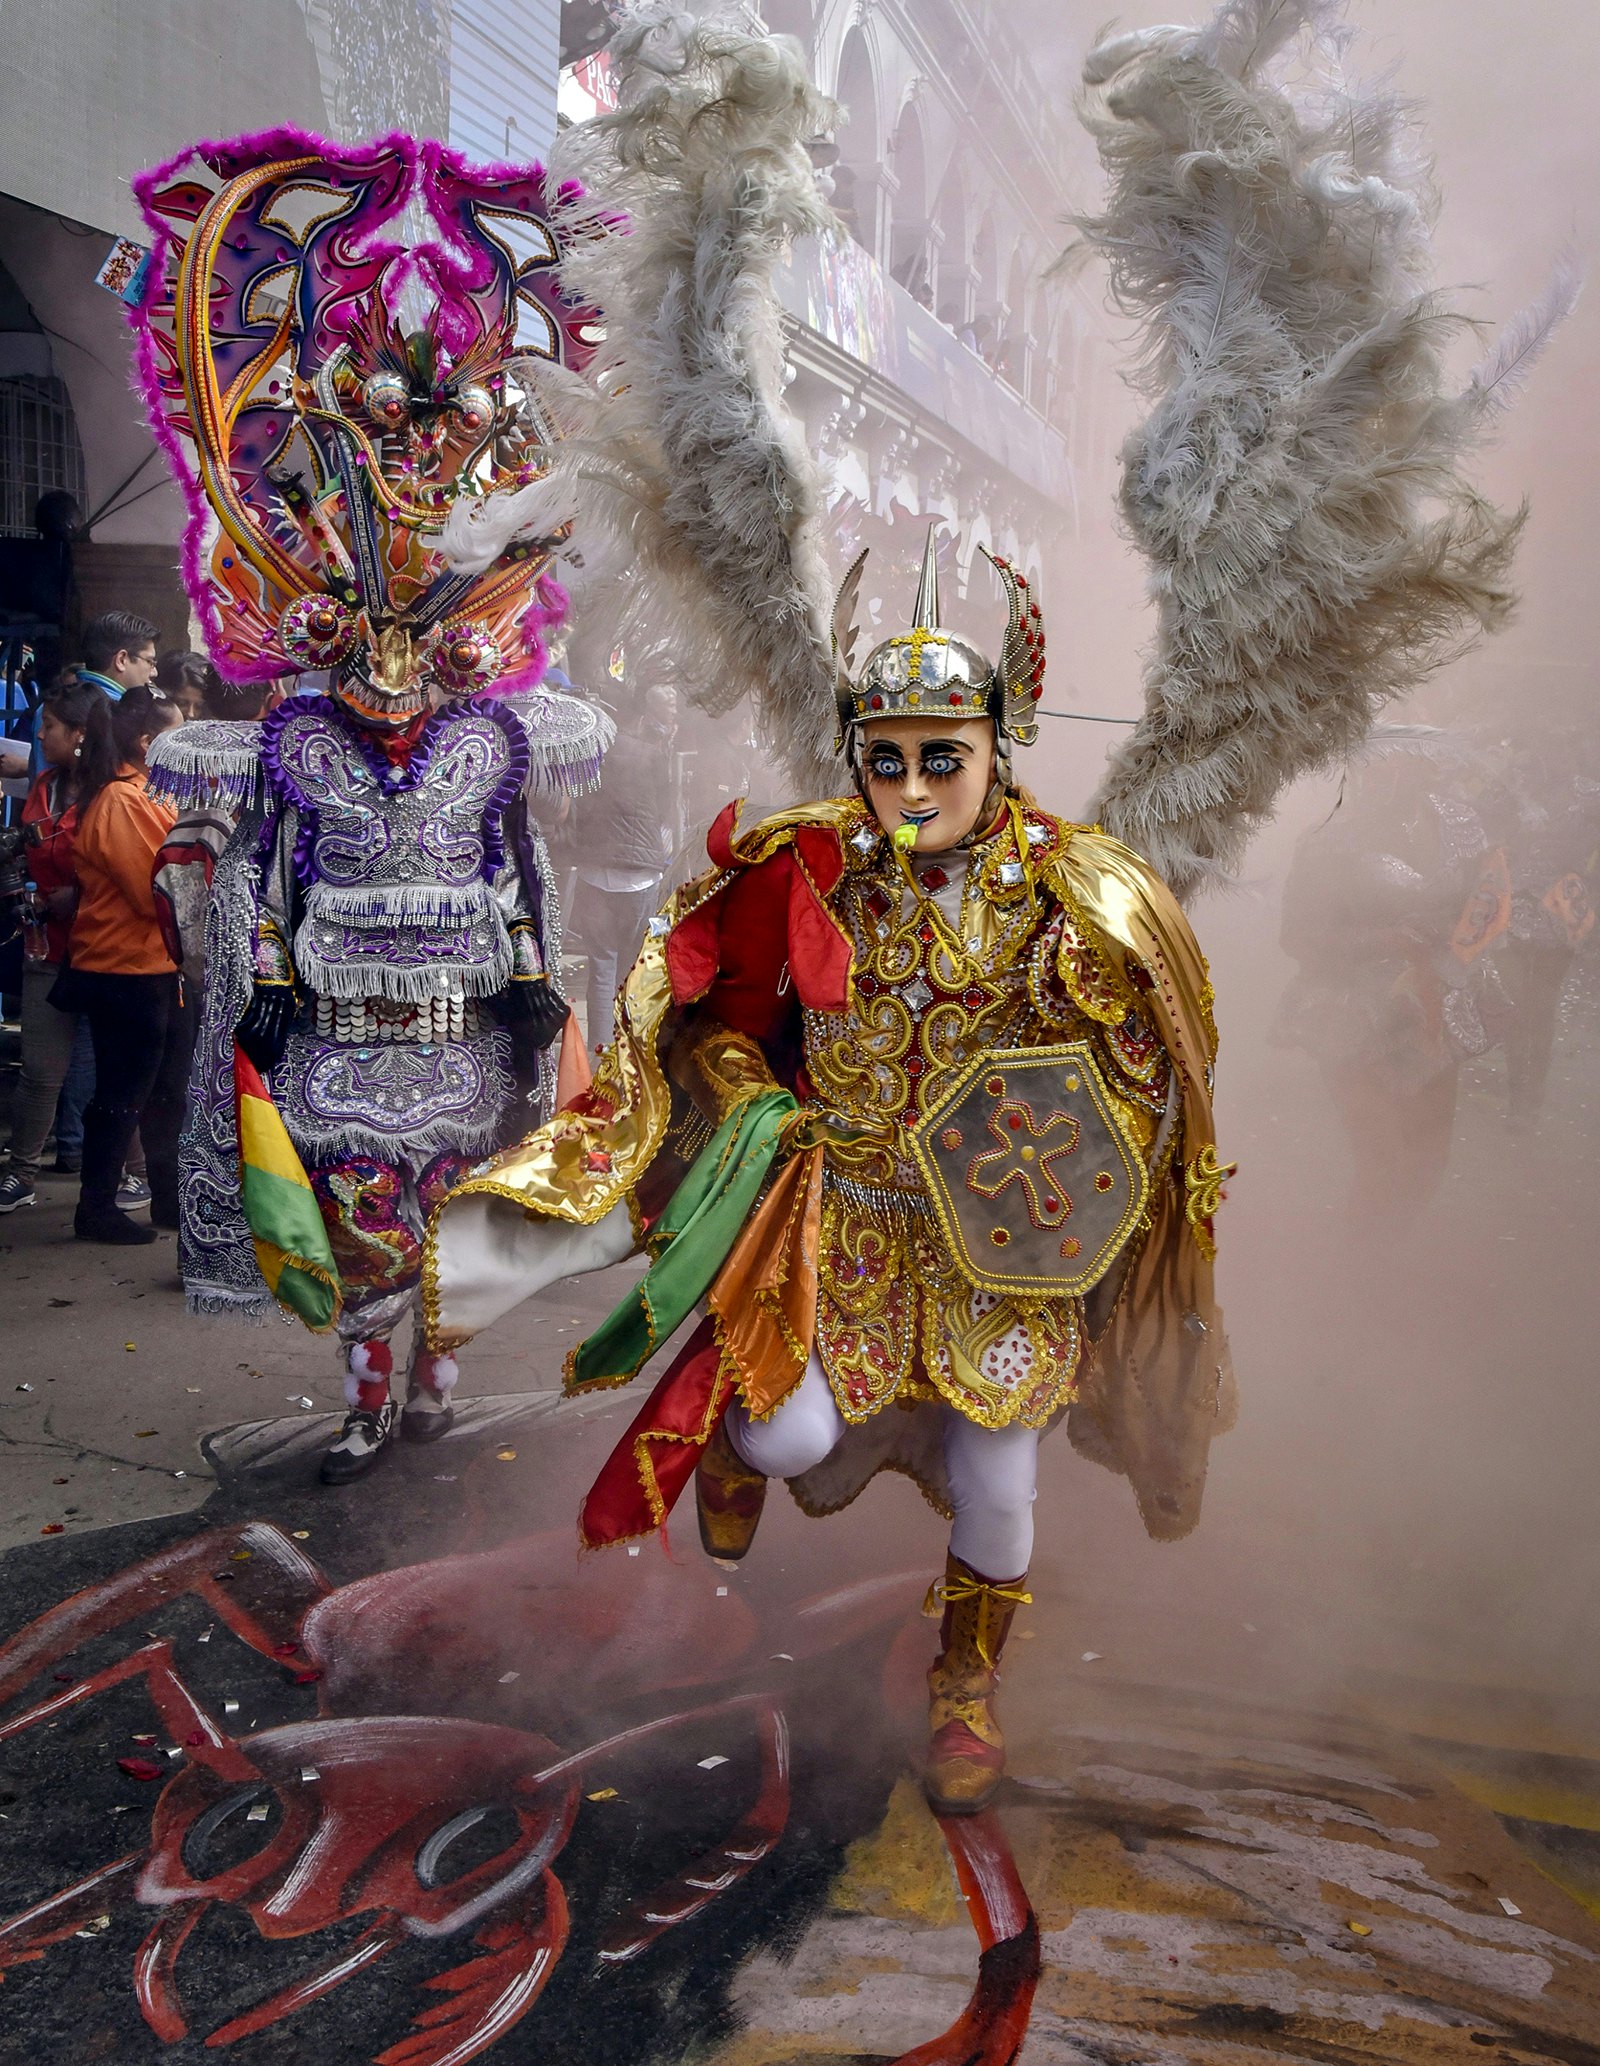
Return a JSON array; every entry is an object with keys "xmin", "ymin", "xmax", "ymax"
[{"xmin": 147, "ymin": 721, "xmax": 266, "ymax": 813}]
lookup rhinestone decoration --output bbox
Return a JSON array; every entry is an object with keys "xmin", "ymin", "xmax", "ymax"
[
  {"xmin": 998, "ymin": 860, "xmax": 1024, "ymax": 886},
  {"xmin": 900, "ymin": 976, "xmax": 934, "ymax": 1013},
  {"xmin": 430, "ymin": 619, "xmax": 504, "ymax": 697},
  {"xmin": 279, "ymin": 593, "xmax": 358, "ymax": 669},
  {"xmin": 362, "ymin": 369, "xmax": 412, "ymax": 428},
  {"xmin": 850, "ymin": 826, "xmax": 879, "ymax": 853}
]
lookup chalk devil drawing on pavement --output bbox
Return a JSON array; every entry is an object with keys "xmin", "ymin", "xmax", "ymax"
[{"xmin": 0, "ymin": 1443, "xmax": 1041, "ymax": 2066}]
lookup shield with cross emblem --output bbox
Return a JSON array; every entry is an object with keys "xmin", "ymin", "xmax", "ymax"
[{"xmin": 907, "ymin": 1041, "xmax": 1149, "ymax": 1298}]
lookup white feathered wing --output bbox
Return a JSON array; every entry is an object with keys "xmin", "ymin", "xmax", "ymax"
[
  {"xmin": 1075, "ymin": 0, "xmax": 1571, "ymax": 900},
  {"xmin": 441, "ymin": 8, "xmax": 842, "ymax": 796}
]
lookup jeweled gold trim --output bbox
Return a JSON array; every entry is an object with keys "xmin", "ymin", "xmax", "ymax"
[{"xmin": 1183, "ymin": 1142, "xmax": 1235, "ymax": 1262}]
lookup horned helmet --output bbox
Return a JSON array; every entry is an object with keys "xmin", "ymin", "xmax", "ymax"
[{"xmin": 831, "ymin": 523, "xmax": 1047, "ymax": 789}]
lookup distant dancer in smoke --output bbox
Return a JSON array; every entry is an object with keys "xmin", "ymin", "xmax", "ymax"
[{"xmin": 1276, "ymin": 734, "xmax": 1510, "ymax": 1215}]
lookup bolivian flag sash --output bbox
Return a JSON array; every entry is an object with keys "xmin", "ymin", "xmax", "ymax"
[{"xmin": 233, "ymin": 1046, "xmax": 341, "ymax": 1332}]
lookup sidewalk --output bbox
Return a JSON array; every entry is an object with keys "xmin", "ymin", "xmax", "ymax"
[{"xmin": 0, "ymin": 1162, "xmax": 640, "ymax": 1549}]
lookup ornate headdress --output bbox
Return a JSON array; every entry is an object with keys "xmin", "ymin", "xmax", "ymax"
[
  {"xmin": 129, "ymin": 129, "xmax": 603, "ymax": 728},
  {"xmin": 831, "ymin": 526, "xmax": 1046, "ymax": 780}
]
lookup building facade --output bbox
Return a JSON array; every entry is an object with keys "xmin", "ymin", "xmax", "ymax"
[{"xmin": 748, "ymin": 0, "xmax": 1124, "ymax": 653}]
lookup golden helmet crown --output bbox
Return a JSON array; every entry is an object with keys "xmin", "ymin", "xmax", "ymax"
[{"xmin": 831, "ymin": 524, "xmax": 1046, "ymax": 750}]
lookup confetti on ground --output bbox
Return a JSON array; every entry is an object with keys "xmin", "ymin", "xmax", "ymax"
[
  {"xmin": 130, "ymin": 1734, "xmax": 157, "ymax": 1745},
  {"xmin": 586, "ymin": 1788, "xmax": 619, "ymax": 1802},
  {"xmin": 496, "ymin": 1447, "xmax": 517, "ymax": 1461},
  {"xmin": 292, "ymin": 1668, "xmax": 323, "ymax": 1685},
  {"xmin": 135, "ymin": 1430, "xmax": 157, "ymax": 1438},
  {"xmin": 73, "ymin": 1915, "xmax": 111, "ymax": 1938},
  {"xmin": 291, "ymin": 1529, "xmax": 310, "ymax": 1540},
  {"xmin": 295, "ymin": 1396, "xmax": 314, "ymax": 1409},
  {"xmin": 715, "ymin": 1586, "xmax": 729, "ymax": 1597},
  {"xmin": 231, "ymin": 1549, "xmax": 253, "ymax": 1561},
  {"xmin": 246, "ymin": 1803, "xmax": 270, "ymax": 1823},
  {"xmin": 124, "ymin": 1343, "xmax": 136, "ymax": 1352},
  {"xmin": 223, "ymin": 1700, "xmax": 239, "ymax": 1715},
  {"xmin": 498, "ymin": 1671, "xmax": 519, "ymax": 1684},
  {"xmin": 1498, "ymin": 1897, "xmax": 1523, "ymax": 1916},
  {"xmin": 186, "ymin": 1387, "xmax": 201, "ymax": 1394},
  {"xmin": 14, "ymin": 1381, "xmax": 33, "ymax": 1392},
  {"xmin": 299, "ymin": 1767, "xmax": 320, "ymax": 1784},
  {"xmin": 697, "ymin": 1755, "xmax": 729, "ymax": 1771},
  {"xmin": 1347, "ymin": 1920, "xmax": 1373, "ymax": 1936},
  {"xmin": 770, "ymin": 1652, "xmax": 794, "ymax": 1662},
  {"xmin": 197, "ymin": 1627, "xmax": 213, "ymax": 1644},
  {"xmin": 117, "ymin": 1757, "xmax": 162, "ymax": 1781},
  {"xmin": 52, "ymin": 1477, "xmax": 68, "ymax": 1485},
  {"xmin": 40, "ymin": 1524, "xmax": 64, "ymax": 1535},
  {"xmin": 626, "ymin": 1545, "xmax": 641, "ymax": 1557}
]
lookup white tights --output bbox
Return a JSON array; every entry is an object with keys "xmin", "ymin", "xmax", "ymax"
[{"xmin": 725, "ymin": 1353, "xmax": 1038, "ymax": 1580}]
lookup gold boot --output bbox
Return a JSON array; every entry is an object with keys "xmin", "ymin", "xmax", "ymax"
[
  {"xmin": 695, "ymin": 1417, "xmax": 768, "ymax": 1562},
  {"xmin": 924, "ymin": 1551, "xmax": 1031, "ymax": 1815}
]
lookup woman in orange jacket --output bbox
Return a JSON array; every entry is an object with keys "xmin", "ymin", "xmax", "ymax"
[{"xmin": 61, "ymin": 685, "xmax": 187, "ymax": 1243}]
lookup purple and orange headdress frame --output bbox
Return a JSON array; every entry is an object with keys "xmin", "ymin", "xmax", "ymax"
[{"xmin": 127, "ymin": 126, "xmax": 604, "ymax": 689}]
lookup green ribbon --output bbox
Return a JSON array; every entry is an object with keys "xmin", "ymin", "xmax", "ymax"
[{"xmin": 568, "ymin": 1089, "xmax": 798, "ymax": 1393}]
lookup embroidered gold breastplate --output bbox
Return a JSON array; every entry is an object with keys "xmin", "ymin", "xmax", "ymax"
[
  {"xmin": 797, "ymin": 806, "xmax": 1174, "ymax": 1431},
  {"xmin": 801, "ymin": 808, "xmax": 1167, "ymax": 1192}
]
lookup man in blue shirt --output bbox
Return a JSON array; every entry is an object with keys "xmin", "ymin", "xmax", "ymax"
[
  {"xmin": 77, "ymin": 609, "xmax": 159, "ymax": 706},
  {"xmin": 25, "ymin": 611, "xmax": 161, "ymax": 778}
]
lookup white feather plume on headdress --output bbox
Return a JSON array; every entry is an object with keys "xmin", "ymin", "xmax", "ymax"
[
  {"xmin": 441, "ymin": 6, "xmax": 842, "ymax": 796},
  {"xmin": 1073, "ymin": 0, "xmax": 1573, "ymax": 901}
]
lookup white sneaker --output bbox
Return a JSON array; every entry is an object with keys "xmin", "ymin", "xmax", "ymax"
[
  {"xmin": 319, "ymin": 1400, "xmax": 397, "ymax": 1483},
  {"xmin": 0, "ymin": 1174, "xmax": 37, "ymax": 1213},
  {"xmin": 116, "ymin": 1175, "xmax": 152, "ymax": 1212}
]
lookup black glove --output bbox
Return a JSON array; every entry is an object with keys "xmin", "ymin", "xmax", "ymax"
[
  {"xmin": 495, "ymin": 976, "xmax": 571, "ymax": 1069},
  {"xmin": 236, "ymin": 982, "xmax": 298, "ymax": 1073}
]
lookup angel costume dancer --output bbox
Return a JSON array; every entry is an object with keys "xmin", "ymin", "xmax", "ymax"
[
  {"xmin": 425, "ymin": 2, "xmax": 1545, "ymax": 1808},
  {"xmin": 131, "ymin": 132, "xmax": 611, "ymax": 1482}
]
